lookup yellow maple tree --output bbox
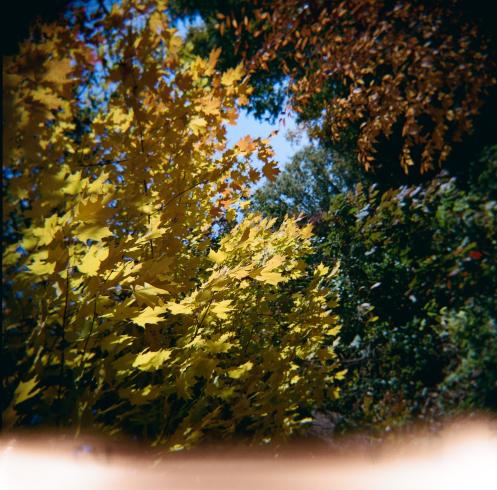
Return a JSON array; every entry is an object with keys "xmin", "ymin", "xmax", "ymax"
[{"xmin": 3, "ymin": 0, "xmax": 342, "ymax": 448}]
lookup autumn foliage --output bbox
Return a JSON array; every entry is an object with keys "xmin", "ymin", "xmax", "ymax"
[
  {"xmin": 2, "ymin": 0, "xmax": 343, "ymax": 447},
  {"xmin": 214, "ymin": 0, "xmax": 496, "ymax": 174},
  {"xmin": 4, "ymin": 0, "xmax": 496, "ymax": 449}
]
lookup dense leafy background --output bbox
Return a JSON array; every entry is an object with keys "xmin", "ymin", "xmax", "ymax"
[{"xmin": 2, "ymin": 0, "xmax": 496, "ymax": 445}]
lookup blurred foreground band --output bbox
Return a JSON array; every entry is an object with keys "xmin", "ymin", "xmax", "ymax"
[{"xmin": 1, "ymin": 420, "xmax": 497, "ymax": 490}]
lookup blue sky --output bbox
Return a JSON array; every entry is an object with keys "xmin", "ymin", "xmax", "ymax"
[{"xmin": 226, "ymin": 110, "xmax": 309, "ymax": 170}]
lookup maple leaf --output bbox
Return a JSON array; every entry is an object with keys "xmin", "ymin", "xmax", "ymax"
[
  {"xmin": 78, "ymin": 244, "xmax": 109, "ymax": 276},
  {"xmin": 221, "ymin": 63, "xmax": 244, "ymax": 86},
  {"xmin": 132, "ymin": 306, "xmax": 168, "ymax": 327},
  {"xmin": 208, "ymin": 248, "xmax": 227, "ymax": 264},
  {"xmin": 31, "ymin": 215, "xmax": 60, "ymax": 246},
  {"xmin": 134, "ymin": 282, "xmax": 169, "ymax": 307},
  {"xmin": 262, "ymin": 161, "xmax": 280, "ymax": 181},
  {"xmin": 236, "ymin": 135, "xmax": 257, "ymax": 153},
  {"xmin": 211, "ymin": 300, "xmax": 233, "ymax": 319},
  {"xmin": 29, "ymin": 260, "xmax": 57, "ymax": 276},
  {"xmin": 76, "ymin": 195, "xmax": 115, "ymax": 223},
  {"xmin": 13, "ymin": 378, "xmax": 42, "ymax": 405},
  {"xmin": 254, "ymin": 270, "xmax": 286, "ymax": 286},
  {"xmin": 228, "ymin": 361, "xmax": 253, "ymax": 379},
  {"xmin": 189, "ymin": 116, "xmax": 207, "ymax": 135},
  {"xmin": 3, "ymin": 0, "xmax": 343, "ymax": 447},
  {"xmin": 74, "ymin": 224, "xmax": 113, "ymax": 242},
  {"xmin": 133, "ymin": 349, "xmax": 172, "ymax": 371},
  {"xmin": 166, "ymin": 302, "xmax": 194, "ymax": 315},
  {"xmin": 110, "ymin": 107, "xmax": 134, "ymax": 132},
  {"xmin": 42, "ymin": 58, "xmax": 73, "ymax": 84}
]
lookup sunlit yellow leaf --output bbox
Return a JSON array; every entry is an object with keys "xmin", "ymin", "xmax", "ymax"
[
  {"xmin": 221, "ymin": 64, "xmax": 244, "ymax": 86},
  {"xmin": 134, "ymin": 282, "xmax": 169, "ymax": 307},
  {"xmin": 110, "ymin": 107, "xmax": 134, "ymax": 132},
  {"xmin": 74, "ymin": 224, "xmax": 113, "ymax": 242},
  {"xmin": 254, "ymin": 270, "xmax": 286, "ymax": 286},
  {"xmin": 189, "ymin": 116, "xmax": 207, "ymax": 135},
  {"xmin": 79, "ymin": 244, "xmax": 109, "ymax": 276},
  {"xmin": 133, "ymin": 349, "xmax": 172, "ymax": 371},
  {"xmin": 208, "ymin": 248, "xmax": 227, "ymax": 264},
  {"xmin": 166, "ymin": 302, "xmax": 194, "ymax": 315},
  {"xmin": 227, "ymin": 361, "xmax": 253, "ymax": 379},
  {"xmin": 29, "ymin": 260, "xmax": 57, "ymax": 276},
  {"xmin": 132, "ymin": 306, "xmax": 168, "ymax": 327},
  {"xmin": 210, "ymin": 300, "xmax": 233, "ymax": 319},
  {"xmin": 14, "ymin": 378, "xmax": 41, "ymax": 405},
  {"xmin": 31, "ymin": 215, "xmax": 60, "ymax": 246},
  {"xmin": 315, "ymin": 263, "xmax": 330, "ymax": 277}
]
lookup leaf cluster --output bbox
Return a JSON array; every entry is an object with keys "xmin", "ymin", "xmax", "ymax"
[{"xmin": 2, "ymin": 0, "xmax": 343, "ymax": 447}]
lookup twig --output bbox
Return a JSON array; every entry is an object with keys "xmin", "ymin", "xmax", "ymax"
[
  {"xmin": 56, "ymin": 261, "xmax": 71, "ymax": 425},
  {"xmin": 78, "ymin": 158, "xmax": 128, "ymax": 168}
]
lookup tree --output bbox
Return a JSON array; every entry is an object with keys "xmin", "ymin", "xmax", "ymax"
[
  {"xmin": 321, "ymin": 146, "xmax": 497, "ymax": 431},
  {"xmin": 252, "ymin": 144, "xmax": 371, "ymax": 223},
  {"xmin": 2, "ymin": 0, "xmax": 343, "ymax": 448},
  {"xmin": 172, "ymin": 0, "xmax": 497, "ymax": 182},
  {"xmin": 168, "ymin": 0, "xmax": 287, "ymax": 121}
]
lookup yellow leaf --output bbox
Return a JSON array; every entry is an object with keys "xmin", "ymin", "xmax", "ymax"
[
  {"xmin": 132, "ymin": 306, "xmax": 168, "ymax": 327},
  {"xmin": 62, "ymin": 171, "xmax": 82, "ymax": 195},
  {"xmin": 230, "ymin": 265, "xmax": 251, "ymax": 280},
  {"xmin": 31, "ymin": 215, "xmax": 60, "ymax": 246},
  {"xmin": 263, "ymin": 255, "xmax": 285, "ymax": 271},
  {"xmin": 110, "ymin": 107, "xmax": 134, "ymax": 132},
  {"xmin": 211, "ymin": 300, "xmax": 233, "ymax": 319},
  {"xmin": 43, "ymin": 58, "xmax": 73, "ymax": 84},
  {"xmin": 76, "ymin": 195, "xmax": 114, "ymax": 222},
  {"xmin": 134, "ymin": 282, "xmax": 169, "ymax": 307},
  {"xmin": 166, "ymin": 302, "xmax": 194, "ymax": 315},
  {"xmin": 208, "ymin": 248, "xmax": 227, "ymax": 264},
  {"xmin": 29, "ymin": 260, "xmax": 56, "ymax": 276},
  {"xmin": 31, "ymin": 86, "xmax": 65, "ymax": 111},
  {"xmin": 207, "ymin": 47, "xmax": 221, "ymax": 74},
  {"xmin": 205, "ymin": 332, "xmax": 236, "ymax": 353},
  {"xmin": 149, "ymin": 11, "xmax": 164, "ymax": 34},
  {"xmin": 189, "ymin": 116, "xmax": 207, "ymax": 135},
  {"xmin": 199, "ymin": 96, "xmax": 220, "ymax": 116},
  {"xmin": 228, "ymin": 361, "xmax": 253, "ymax": 379},
  {"xmin": 326, "ymin": 326, "xmax": 341, "ymax": 336},
  {"xmin": 78, "ymin": 244, "xmax": 109, "ymax": 276},
  {"xmin": 221, "ymin": 64, "xmax": 244, "ymax": 86},
  {"xmin": 74, "ymin": 224, "xmax": 113, "ymax": 242},
  {"xmin": 315, "ymin": 263, "xmax": 330, "ymax": 277},
  {"xmin": 14, "ymin": 378, "xmax": 41, "ymax": 405},
  {"xmin": 254, "ymin": 270, "xmax": 286, "ymax": 286},
  {"xmin": 236, "ymin": 135, "xmax": 256, "ymax": 153},
  {"xmin": 145, "ymin": 214, "xmax": 166, "ymax": 239},
  {"xmin": 133, "ymin": 349, "xmax": 171, "ymax": 371},
  {"xmin": 86, "ymin": 172, "xmax": 110, "ymax": 194}
]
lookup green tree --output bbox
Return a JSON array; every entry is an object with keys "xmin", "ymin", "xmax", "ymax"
[
  {"xmin": 253, "ymin": 144, "xmax": 372, "ymax": 223},
  {"xmin": 321, "ymin": 146, "xmax": 497, "ymax": 431}
]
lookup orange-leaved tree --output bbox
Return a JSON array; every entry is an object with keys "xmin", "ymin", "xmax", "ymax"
[
  {"xmin": 213, "ymin": 0, "xmax": 496, "ymax": 174},
  {"xmin": 2, "ymin": 0, "xmax": 343, "ymax": 448}
]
